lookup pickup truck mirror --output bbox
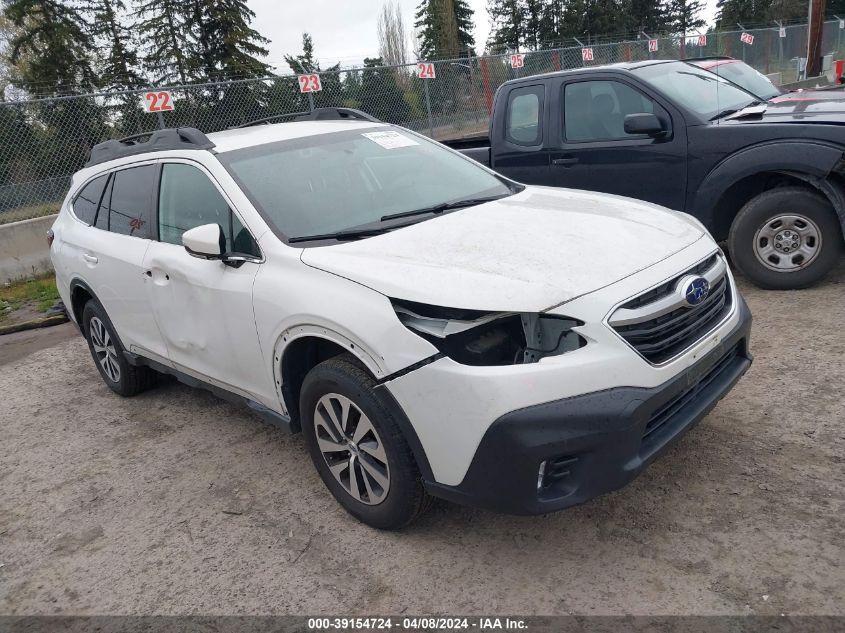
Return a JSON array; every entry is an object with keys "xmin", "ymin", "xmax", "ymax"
[
  {"xmin": 182, "ymin": 223, "xmax": 226, "ymax": 260},
  {"xmin": 624, "ymin": 113, "xmax": 666, "ymax": 137}
]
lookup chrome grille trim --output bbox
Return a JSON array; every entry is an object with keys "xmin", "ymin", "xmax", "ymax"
[
  {"xmin": 609, "ymin": 255, "xmax": 727, "ymax": 328},
  {"xmin": 607, "ymin": 252, "xmax": 735, "ymax": 365}
]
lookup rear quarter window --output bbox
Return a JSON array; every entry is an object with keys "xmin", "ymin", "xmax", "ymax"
[
  {"xmin": 506, "ymin": 85, "xmax": 544, "ymax": 146},
  {"xmin": 72, "ymin": 175, "xmax": 108, "ymax": 225}
]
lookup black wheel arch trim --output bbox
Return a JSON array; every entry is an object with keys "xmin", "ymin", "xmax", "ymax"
[{"xmin": 693, "ymin": 141, "xmax": 845, "ymax": 236}]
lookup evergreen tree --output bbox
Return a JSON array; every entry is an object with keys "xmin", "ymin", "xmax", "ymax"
[
  {"xmin": 2, "ymin": 0, "xmax": 97, "ymax": 94},
  {"xmin": 359, "ymin": 56, "xmax": 410, "ymax": 123},
  {"xmin": 135, "ymin": 0, "xmax": 193, "ymax": 84},
  {"xmin": 665, "ymin": 0, "xmax": 706, "ymax": 40},
  {"xmin": 621, "ymin": 0, "xmax": 670, "ymax": 35},
  {"xmin": 190, "ymin": 0, "xmax": 270, "ymax": 81},
  {"xmin": 92, "ymin": 0, "xmax": 144, "ymax": 90},
  {"xmin": 487, "ymin": 0, "xmax": 524, "ymax": 51},
  {"xmin": 715, "ymin": 0, "xmax": 771, "ymax": 28},
  {"xmin": 285, "ymin": 32, "xmax": 318, "ymax": 74},
  {"xmin": 414, "ymin": 0, "xmax": 475, "ymax": 59}
]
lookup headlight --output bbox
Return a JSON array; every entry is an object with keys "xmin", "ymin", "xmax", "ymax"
[{"xmin": 392, "ymin": 299, "xmax": 586, "ymax": 366}]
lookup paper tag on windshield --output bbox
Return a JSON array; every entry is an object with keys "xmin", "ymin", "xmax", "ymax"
[{"xmin": 362, "ymin": 131, "xmax": 418, "ymax": 149}]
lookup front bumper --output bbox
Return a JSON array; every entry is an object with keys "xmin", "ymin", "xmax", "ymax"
[{"xmin": 424, "ymin": 296, "xmax": 752, "ymax": 515}]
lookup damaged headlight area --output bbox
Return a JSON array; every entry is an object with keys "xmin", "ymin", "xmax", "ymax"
[{"xmin": 392, "ymin": 299, "xmax": 586, "ymax": 366}]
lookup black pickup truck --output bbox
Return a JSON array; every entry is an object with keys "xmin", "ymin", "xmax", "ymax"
[{"xmin": 444, "ymin": 60, "xmax": 845, "ymax": 289}]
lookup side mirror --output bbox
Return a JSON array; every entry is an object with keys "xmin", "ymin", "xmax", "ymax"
[
  {"xmin": 624, "ymin": 113, "xmax": 666, "ymax": 136},
  {"xmin": 182, "ymin": 223, "xmax": 225, "ymax": 259}
]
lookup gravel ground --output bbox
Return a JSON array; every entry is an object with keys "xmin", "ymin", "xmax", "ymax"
[{"xmin": 1, "ymin": 265, "xmax": 843, "ymax": 616}]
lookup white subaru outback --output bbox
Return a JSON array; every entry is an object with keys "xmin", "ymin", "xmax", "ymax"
[{"xmin": 50, "ymin": 108, "xmax": 752, "ymax": 529}]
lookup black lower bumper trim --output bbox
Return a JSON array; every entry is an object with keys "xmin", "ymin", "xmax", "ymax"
[{"xmin": 424, "ymin": 296, "xmax": 753, "ymax": 515}]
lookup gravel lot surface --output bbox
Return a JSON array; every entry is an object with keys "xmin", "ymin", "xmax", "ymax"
[{"xmin": 1, "ymin": 265, "xmax": 843, "ymax": 616}]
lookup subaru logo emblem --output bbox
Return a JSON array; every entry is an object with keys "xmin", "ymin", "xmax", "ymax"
[{"xmin": 683, "ymin": 277, "xmax": 710, "ymax": 306}]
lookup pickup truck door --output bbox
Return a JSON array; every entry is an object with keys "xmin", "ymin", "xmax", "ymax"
[
  {"xmin": 488, "ymin": 83, "xmax": 551, "ymax": 184},
  {"xmin": 547, "ymin": 77, "xmax": 688, "ymax": 211}
]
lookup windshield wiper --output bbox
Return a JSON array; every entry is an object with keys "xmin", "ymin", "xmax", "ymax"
[
  {"xmin": 287, "ymin": 226, "xmax": 393, "ymax": 243},
  {"xmin": 380, "ymin": 194, "xmax": 509, "ymax": 222},
  {"xmin": 710, "ymin": 100, "xmax": 763, "ymax": 121}
]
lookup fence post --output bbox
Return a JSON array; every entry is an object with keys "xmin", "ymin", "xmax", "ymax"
[
  {"xmin": 308, "ymin": 91, "xmax": 315, "ymax": 112},
  {"xmin": 480, "ymin": 57, "xmax": 493, "ymax": 115},
  {"xmin": 423, "ymin": 78, "xmax": 434, "ymax": 138}
]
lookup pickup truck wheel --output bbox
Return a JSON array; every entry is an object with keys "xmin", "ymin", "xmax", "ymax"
[
  {"xmin": 300, "ymin": 354, "xmax": 432, "ymax": 530},
  {"xmin": 82, "ymin": 300, "xmax": 158, "ymax": 397},
  {"xmin": 729, "ymin": 187, "xmax": 843, "ymax": 289}
]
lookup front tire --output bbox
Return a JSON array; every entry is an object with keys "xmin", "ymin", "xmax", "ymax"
[
  {"xmin": 728, "ymin": 187, "xmax": 843, "ymax": 289},
  {"xmin": 300, "ymin": 354, "xmax": 432, "ymax": 530},
  {"xmin": 82, "ymin": 300, "xmax": 157, "ymax": 397}
]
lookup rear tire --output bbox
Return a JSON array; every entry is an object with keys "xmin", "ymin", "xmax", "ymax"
[
  {"xmin": 82, "ymin": 300, "xmax": 157, "ymax": 397},
  {"xmin": 300, "ymin": 354, "xmax": 432, "ymax": 530},
  {"xmin": 728, "ymin": 187, "xmax": 843, "ymax": 290}
]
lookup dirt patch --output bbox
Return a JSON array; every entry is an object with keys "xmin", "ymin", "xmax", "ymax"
[{"xmin": 0, "ymin": 265, "xmax": 842, "ymax": 616}]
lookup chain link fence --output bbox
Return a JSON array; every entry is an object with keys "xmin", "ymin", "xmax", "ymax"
[{"xmin": 2, "ymin": 19, "xmax": 844, "ymax": 224}]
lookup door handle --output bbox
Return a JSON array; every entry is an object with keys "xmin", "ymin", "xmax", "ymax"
[
  {"xmin": 82, "ymin": 253, "xmax": 98, "ymax": 264},
  {"xmin": 552, "ymin": 157, "xmax": 579, "ymax": 167}
]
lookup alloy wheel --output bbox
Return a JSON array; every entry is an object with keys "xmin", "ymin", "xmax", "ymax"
[
  {"xmin": 314, "ymin": 393, "xmax": 390, "ymax": 505},
  {"xmin": 89, "ymin": 316, "xmax": 121, "ymax": 383}
]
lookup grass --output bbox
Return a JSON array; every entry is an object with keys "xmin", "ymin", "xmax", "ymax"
[
  {"xmin": 0, "ymin": 275, "xmax": 60, "ymax": 322},
  {"xmin": 0, "ymin": 203, "xmax": 60, "ymax": 226}
]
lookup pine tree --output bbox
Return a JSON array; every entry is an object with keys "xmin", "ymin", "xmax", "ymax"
[
  {"xmin": 487, "ymin": 0, "xmax": 524, "ymax": 51},
  {"xmin": 2, "ymin": 0, "xmax": 98, "ymax": 94},
  {"xmin": 190, "ymin": 0, "xmax": 270, "ymax": 81},
  {"xmin": 715, "ymin": 0, "xmax": 771, "ymax": 29},
  {"xmin": 285, "ymin": 32, "xmax": 318, "ymax": 74},
  {"xmin": 414, "ymin": 0, "xmax": 475, "ymax": 59},
  {"xmin": 665, "ymin": 0, "xmax": 706, "ymax": 40},
  {"xmin": 359, "ymin": 56, "xmax": 410, "ymax": 123},
  {"xmin": 135, "ymin": 0, "xmax": 193, "ymax": 84},
  {"xmin": 92, "ymin": 0, "xmax": 144, "ymax": 90}
]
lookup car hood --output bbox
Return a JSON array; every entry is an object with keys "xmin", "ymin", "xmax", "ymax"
[
  {"xmin": 727, "ymin": 94, "xmax": 845, "ymax": 124},
  {"xmin": 300, "ymin": 187, "xmax": 705, "ymax": 312}
]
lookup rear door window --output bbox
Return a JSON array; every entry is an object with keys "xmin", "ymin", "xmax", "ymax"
[
  {"xmin": 72, "ymin": 175, "xmax": 109, "ymax": 225},
  {"xmin": 101, "ymin": 165, "xmax": 156, "ymax": 239},
  {"xmin": 506, "ymin": 85, "xmax": 543, "ymax": 145}
]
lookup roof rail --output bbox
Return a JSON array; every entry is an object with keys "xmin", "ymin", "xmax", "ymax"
[
  {"xmin": 85, "ymin": 127, "xmax": 215, "ymax": 167},
  {"xmin": 234, "ymin": 107, "xmax": 381, "ymax": 129}
]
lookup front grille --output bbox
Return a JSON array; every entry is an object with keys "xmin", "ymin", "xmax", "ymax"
[
  {"xmin": 610, "ymin": 254, "xmax": 732, "ymax": 364},
  {"xmin": 620, "ymin": 254, "xmax": 719, "ymax": 310},
  {"xmin": 642, "ymin": 343, "xmax": 740, "ymax": 443}
]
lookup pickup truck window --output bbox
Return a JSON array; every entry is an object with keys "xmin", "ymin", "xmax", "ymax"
[
  {"xmin": 564, "ymin": 80, "xmax": 656, "ymax": 142},
  {"xmin": 220, "ymin": 127, "xmax": 512, "ymax": 241},
  {"xmin": 633, "ymin": 61, "xmax": 756, "ymax": 120},
  {"xmin": 506, "ymin": 85, "xmax": 543, "ymax": 145}
]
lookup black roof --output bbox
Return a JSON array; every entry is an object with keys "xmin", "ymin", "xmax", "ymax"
[
  {"xmin": 504, "ymin": 58, "xmax": 683, "ymax": 84},
  {"xmin": 86, "ymin": 127, "xmax": 215, "ymax": 167}
]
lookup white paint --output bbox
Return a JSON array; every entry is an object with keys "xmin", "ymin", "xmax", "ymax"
[
  {"xmin": 302, "ymin": 186, "xmax": 704, "ymax": 312},
  {"xmin": 182, "ymin": 223, "xmax": 223, "ymax": 257}
]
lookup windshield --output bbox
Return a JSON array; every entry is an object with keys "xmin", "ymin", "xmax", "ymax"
[
  {"xmin": 218, "ymin": 126, "xmax": 512, "ymax": 241},
  {"xmin": 697, "ymin": 60, "xmax": 781, "ymax": 100},
  {"xmin": 633, "ymin": 61, "xmax": 759, "ymax": 120}
]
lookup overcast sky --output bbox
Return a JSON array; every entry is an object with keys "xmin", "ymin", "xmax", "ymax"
[{"xmin": 250, "ymin": 0, "xmax": 720, "ymax": 73}]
